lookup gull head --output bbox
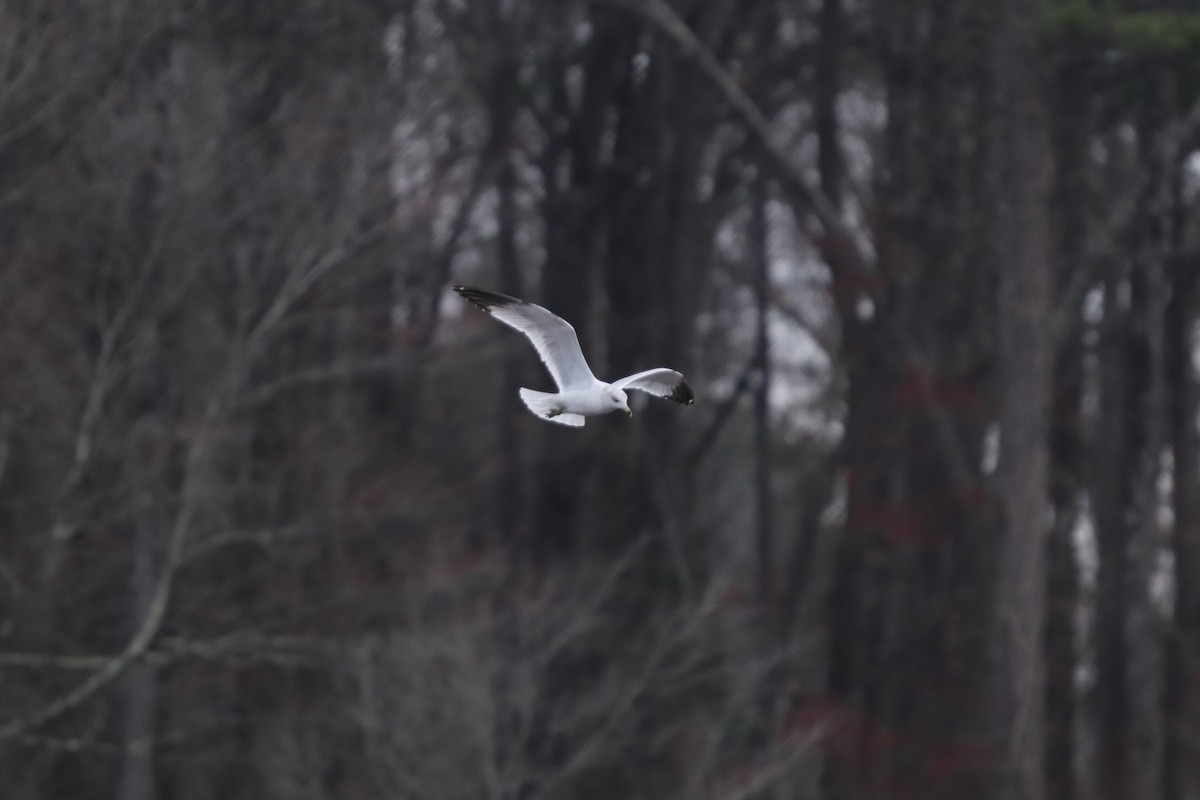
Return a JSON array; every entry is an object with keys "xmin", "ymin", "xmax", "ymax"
[{"xmin": 607, "ymin": 387, "xmax": 631, "ymax": 416}]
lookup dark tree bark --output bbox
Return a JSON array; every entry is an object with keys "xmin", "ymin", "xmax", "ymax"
[
  {"xmin": 825, "ymin": 2, "xmax": 997, "ymax": 798},
  {"xmin": 597, "ymin": 0, "xmax": 719, "ymax": 565},
  {"xmin": 1042, "ymin": 42, "xmax": 1093, "ymax": 800},
  {"xmin": 989, "ymin": 1, "xmax": 1054, "ymax": 798},
  {"xmin": 1164, "ymin": 255, "xmax": 1200, "ymax": 800},
  {"xmin": 530, "ymin": 15, "xmax": 615, "ymax": 565},
  {"xmin": 488, "ymin": 43, "xmax": 526, "ymax": 552}
]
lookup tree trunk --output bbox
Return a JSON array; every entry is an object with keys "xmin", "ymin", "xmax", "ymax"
[
  {"xmin": 1164, "ymin": 254, "xmax": 1200, "ymax": 800},
  {"xmin": 490, "ymin": 56, "xmax": 525, "ymax": 553},
  {"xmin": 530, "ymin": 18, "xmax": 615, "ymax": 564},
  {"xmin": 990, "ymin": 0, "xmax": 1053, "ymax": 798}
]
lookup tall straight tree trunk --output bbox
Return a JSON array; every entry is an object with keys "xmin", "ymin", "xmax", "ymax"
[
  {"xmin": 1128, "ymin": 260, "xmax": 1168, "ymax": 800},
  {"xmin": 1045, "ymin": 332, "xmax": 1081, "ymax": 800},
  {"xmin": 1165, "ymin": 255, "xmax": 1200, "ymax": 800},
  {"xmin": 488, "ymin": 53, "xmax": 524, "ymax": 552},
  {"xmin": 990, "ymin": 0, "xmax": 1053, "ymax": 798},
  {"xmin": 530, "ymin": 17, "xmax": 617, "ymax": 564}
]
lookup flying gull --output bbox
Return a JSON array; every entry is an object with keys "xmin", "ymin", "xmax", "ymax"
[{"xmin": 453, "ymin": 285, "xmax": 694, "ymax": 427}]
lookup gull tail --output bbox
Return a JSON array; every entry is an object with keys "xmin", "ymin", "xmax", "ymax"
[{"xmin": 519, "ymin": 388, "xmax": 585, "ymax": 427}]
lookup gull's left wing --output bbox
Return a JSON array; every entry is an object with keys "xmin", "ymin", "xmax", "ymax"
[{"xmin": 612, "ymin": 368, "xmax": 695, "ymax": 405}]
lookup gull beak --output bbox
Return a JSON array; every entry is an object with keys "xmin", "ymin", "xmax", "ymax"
[{"xmin": 624, "ymin": 405, "xmax": 632, "ymax": 417}]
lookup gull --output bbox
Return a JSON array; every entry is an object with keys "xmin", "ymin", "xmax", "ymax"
[{"xmin": 453, "ymin": 285, "xmax": 694, "ymax": 427}]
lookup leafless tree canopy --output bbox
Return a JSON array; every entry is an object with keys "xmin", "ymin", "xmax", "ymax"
[{"xmin": 0, "ymin": 1, "xmax": 1198, "ymax": 799}]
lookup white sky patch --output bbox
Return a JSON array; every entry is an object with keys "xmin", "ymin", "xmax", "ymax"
[
  {"xmin": 1117, "ymin": 121, "xmax": 1137, "ymax": 148},
  {"xmin": 981, "ymin": 423, "xmax": 1000, "ymax": 475},
  {"xmin": 1073, "ymin": 496, "xmax": 1098, "ymax": 691},
  {"xmin": 838, "ymin": 88, "xmax": 886, "ymax": 186},
  {"xmin": 391, "ymin": 119, "xmax": 434, "ymax": 198},
  {"xmin": 832, "ymin": 88, "xmax": 886, "ymax": 264},
  {"xmin": 1080, "ymin": 286, "xmax": 1104, "ymax": 422},
  {"xmin": 599, "ymin": 107, "xmax": 619, "ymax": 166},
  {"xmin": 565, "ymin": 64, "xmax": 584, "ymax": 114},
  {"xmin": 1083, "ymin": 284, "xmax": 1104, "ymax": 325},
  {"xmin": 769, "ymin": 307, "xmax": 831, "ymax": 409},
  {"xmin": 431, "ymin": 182, "xmax": 463, "ymax": 247},
  {"xmin": 1075, "ymin": 497, "xmax": 1099, "ymax": 591},
  {"xmin": 855, "ymin": 296, "xmax": 875, "ymax": 321},
  {"xmin": 715, "ymin": 216, "xmax": 743, "ymax": 263},
  {"xmin": 702, "ymin": 196, "xmax": 839, "ymax": 443},
  {"xmin": 1190, "ymin": 317, "xmax": 1200, "ymax": 377},
  {"xmin": 1152, "ymin": 547, "xmax": 1176, "ymax": 618},
  {"xmin": 573, "ymin": 18, "xmax": 592, "ymax": 43},
  {"xmin": 778, "ymin": 17, "xmax": 802, "ymax": 45},
  {"xmin": 1151, "ymin": 447, "xmax": 1175, "ymax": 616},
  {"xmin": 764, "ymin": 207, "xmax": 838, "ymax": 442},
  {"xmin": 631, "ymin": 51, "xmax": 651, "ymax": 84},
  {"xmin": 1184, "ymin": 150, "xmax": 1200, "ymax": 202},
  {"xmin": 383, "ymin": 20, "xmax": 405, "ymax": 80},
  {"xmin": 775, "ymin": 2, "xmax": 818, "ymax": 47}
]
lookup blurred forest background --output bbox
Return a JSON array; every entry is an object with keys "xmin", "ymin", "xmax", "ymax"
[{"xmin": 1, "ymin": 1, "xmax": 1199, "ymax": 799}]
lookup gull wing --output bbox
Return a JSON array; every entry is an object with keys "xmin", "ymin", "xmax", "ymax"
[
  {"xmin": 612, "ymin": 368, "xmax": 695, "ymax": 405},
  {"xmin": 453, "ymin": 286, "xmax": 597, "ymax": 391}
]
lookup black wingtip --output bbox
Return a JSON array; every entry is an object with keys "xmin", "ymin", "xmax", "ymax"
[
  {"xmin": 452, "ymin": 285, "xmax": 524, "ymax": 312},
  {"xmin": 671, "ymin": 380, "xmax": 695, "ymax": 406}
]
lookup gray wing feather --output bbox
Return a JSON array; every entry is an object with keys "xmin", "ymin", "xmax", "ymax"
[
  {"xmin": 453, "ymin": 286, "xmax": 596, "ymax": 390},
  {"xmin": 612, "ymin": 368, "xmax": 695, "ymax": 405}
]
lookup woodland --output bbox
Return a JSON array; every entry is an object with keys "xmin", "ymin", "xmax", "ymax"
[{"xmin": 1, "ymin": 1, "xmax": 1199, "ymax": 800}]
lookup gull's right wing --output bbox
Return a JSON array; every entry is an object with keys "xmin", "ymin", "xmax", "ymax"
[{"xmin": 453, "ymin": 286, "xmax": 597, "ymax": 391}]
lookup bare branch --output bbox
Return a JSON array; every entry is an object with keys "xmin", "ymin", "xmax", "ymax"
[{"xmin": 0, "ymin": 307, "xmax": 262, "ymax": 738}]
